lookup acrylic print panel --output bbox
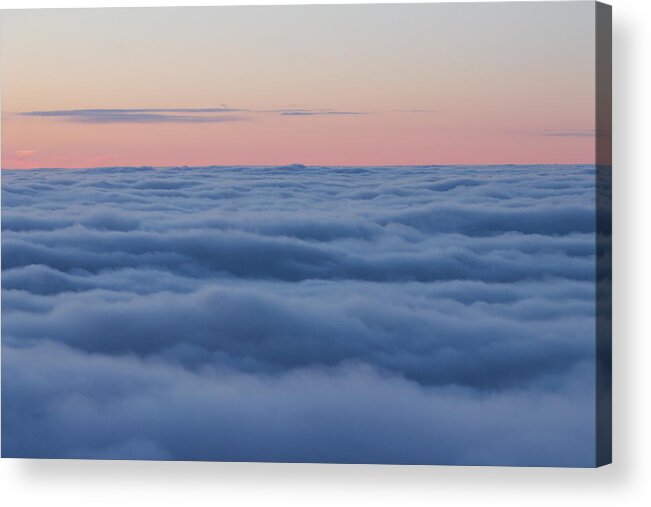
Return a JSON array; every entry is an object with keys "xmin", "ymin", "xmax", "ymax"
[{"xmin": 0, "ymin": 1, "xmax": 611, "ymax": 467}]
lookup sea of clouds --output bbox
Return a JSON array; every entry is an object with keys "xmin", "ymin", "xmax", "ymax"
[{"xmin": 1, "ymin": 164, "xmax": 597, "ymax": 465}]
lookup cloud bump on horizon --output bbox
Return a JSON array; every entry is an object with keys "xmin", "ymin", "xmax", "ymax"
[{"xmin": 1, "ymin": 164, "xmax": 597, "ymax": 465}]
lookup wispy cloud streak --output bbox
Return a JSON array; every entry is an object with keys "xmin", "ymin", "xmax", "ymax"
[
  {"xmin": 524, "ymin": 129, "xmax": 596, "ymax": 138},
  {"xmin": 20, "ymin": 107, "xmax": 370, "ymax": 124},
  {"xmin": 274, "ymin": 109, "xmax": 368, "ymax": 116},
  {"xmin": 21, "ymin": 108, "xmax": 249, "ymax": 124}
]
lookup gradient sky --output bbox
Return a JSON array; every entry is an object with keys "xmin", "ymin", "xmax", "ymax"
[{"xmin": 1, "ymin": 2, "xmax": 597, "ymax": 169}]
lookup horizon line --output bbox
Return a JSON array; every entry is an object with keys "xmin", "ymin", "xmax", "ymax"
[{"xmin": 1, "ymin": 162, "xmax": 601, "ymax": 171}]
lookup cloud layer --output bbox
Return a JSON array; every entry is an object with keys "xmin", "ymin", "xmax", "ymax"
[
  {"xmin": 19, "ymin": 108, "xmax": 368, "ymax": 123},
  {"xmin": 1, "ymin": 164, "xmax": 598, "ymax": 465}
]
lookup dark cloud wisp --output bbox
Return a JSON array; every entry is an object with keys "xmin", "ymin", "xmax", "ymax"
[
  {"xmin": 19, "ymin": 107, "xmax": 369, "ymax": 124},
  {"xmin": 21, "ymin": 108, "xmax": 250, "ymax": 124}
]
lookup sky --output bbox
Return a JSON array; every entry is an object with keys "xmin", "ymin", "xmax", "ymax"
[{"xmin": 0, "ymin": 2, "xmax": 597, "ymax": 168}]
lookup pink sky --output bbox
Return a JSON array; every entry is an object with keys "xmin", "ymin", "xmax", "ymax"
[{"xmin": 1, "ymin": 3, "xmax": 598, "ymax": 169}]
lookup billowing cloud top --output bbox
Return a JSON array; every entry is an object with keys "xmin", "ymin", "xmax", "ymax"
[{"xmin": 1, "ymin": 164, "xmax": 597, "ymax": 465}]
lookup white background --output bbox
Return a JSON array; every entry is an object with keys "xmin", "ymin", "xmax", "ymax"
[{"xmin": 0, "ymin": 0, "xmax": 649, "ymax": 505}]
